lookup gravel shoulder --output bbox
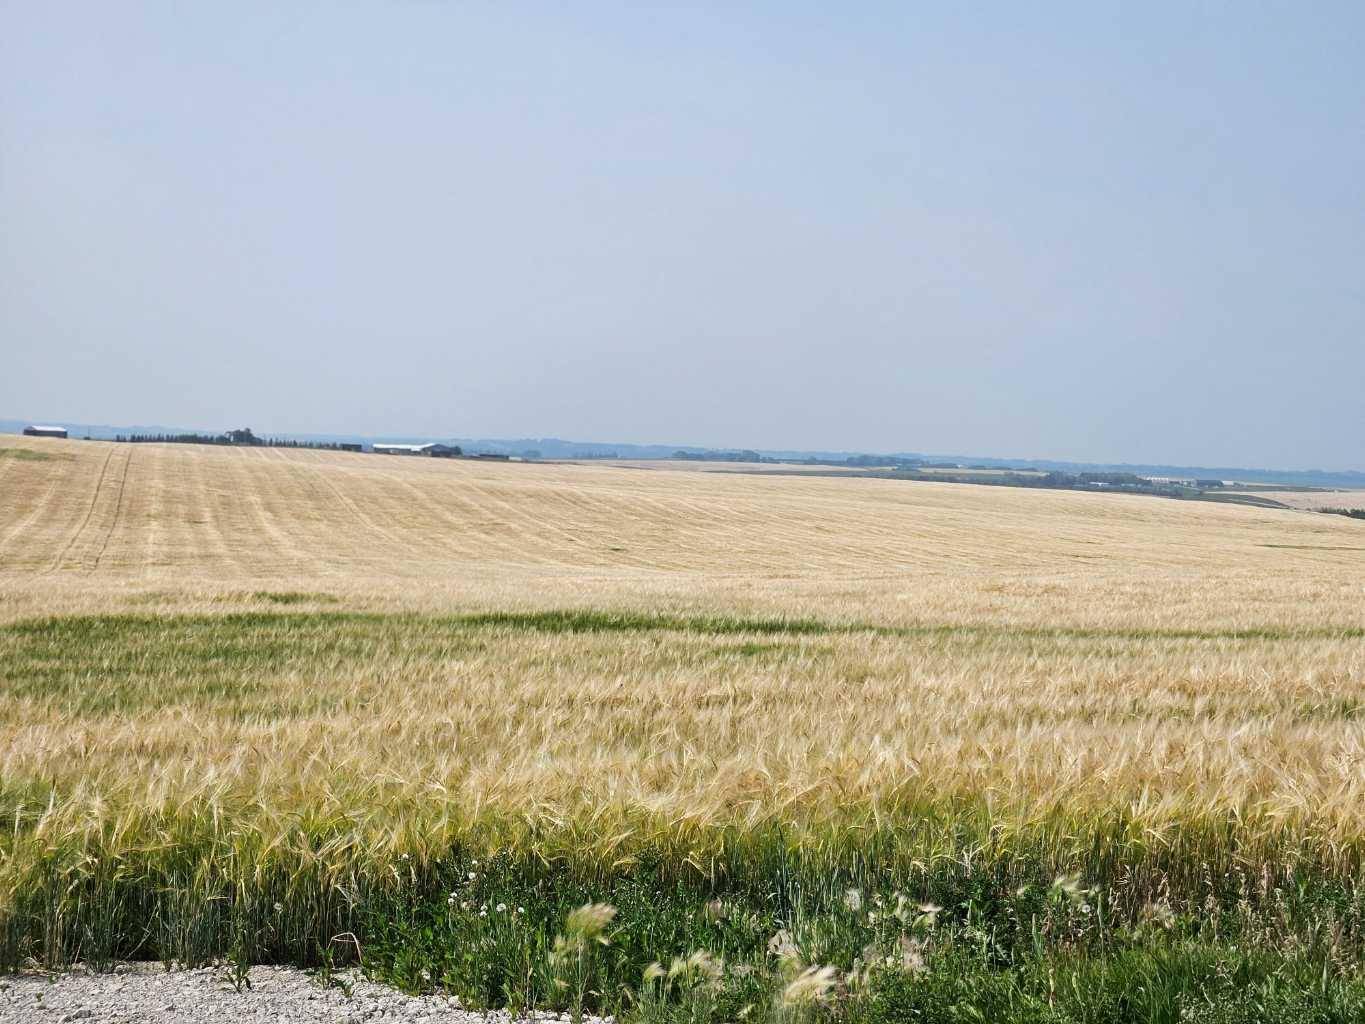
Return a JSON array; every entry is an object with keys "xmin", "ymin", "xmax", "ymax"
[{"xmin": 0, "ymin": 964, "xmax": 606, "ymax": 1023}]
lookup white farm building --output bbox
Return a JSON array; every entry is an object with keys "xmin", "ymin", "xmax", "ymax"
[{"xmin": 372, "ymin": 442, "xmax": 460, "ymax": 457}]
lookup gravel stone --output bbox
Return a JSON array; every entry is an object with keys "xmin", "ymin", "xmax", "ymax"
[{"xmin": 0, "ymin": 965, "xmax": 609, "ymax": 1023}]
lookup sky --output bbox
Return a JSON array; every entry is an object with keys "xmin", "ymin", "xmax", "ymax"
[{"xmin": 2, "ymin": 3, "xmax": 1362, "ymax": 469}]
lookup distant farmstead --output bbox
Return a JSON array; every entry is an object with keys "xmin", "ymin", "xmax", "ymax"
[
  {"xmin": 22, "ymin": 425, "xmax": 67, "ymax": 438},
  {"xmin": 372, "ymin": 442, "xmax": 462, "ymax": 458}
]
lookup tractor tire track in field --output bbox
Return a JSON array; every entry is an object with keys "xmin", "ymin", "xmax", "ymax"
[
  {"xmin": 288, "ymin": 448, "xmax": 428, "ymax": 573},
  {"xmin": 299, "ymin": 455, "xmax": 430, "ymax": 572},
  {"xmin": 529, "ymin": 482, "xmax": 684, "ymax": 571},
  {"xmin": 90, "ymin": 446, "xmax": 135, "ymax": 571},
  {"xmin": 135, "ymin": 444, "xmax": 166, "ymax": 575},
  {"xmin": 357, "ymin": 462, "xmax": 507, "ymax": 564},
  {"xmin": 227, "ymin": 448, "xmax": 324, "ymax": 575},
  {"xmin": 594, "ymin": 482, "xmax": 777, "ymax": 575},
  {"xmin": 0, "ymin": 468, "xmax": 67, "ymax": 567},
  {"xmin": 42, "ymin": 447, "xmax": 118, "ymax": 574},
  {"xmin": 179, "ymin": 446, "xmax": 252, "ymax": 578},
  {"xmin": 266, "ymin": 448, "xmax": 347, "ymax": 572},
  {"xmin": 377, "ymin": 463, "xmax": 590, "ymax": 568},
  {"xmin": 443, "ymin": 469, "xmax": 579, "ymax": 566}
]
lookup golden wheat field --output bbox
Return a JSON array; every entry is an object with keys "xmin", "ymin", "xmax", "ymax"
[
  {"xmin": 1, "ymin": 434, "xmax": 1363, "ymax": 842},
  {"xmin": 3, "ymin": 436, "xmax": 1363, "ymax": 626}
]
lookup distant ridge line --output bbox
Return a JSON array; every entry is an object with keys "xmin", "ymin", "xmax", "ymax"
[{"xmin": 3, "ymin": 417, "xmax": 1362, "ymax": 488}]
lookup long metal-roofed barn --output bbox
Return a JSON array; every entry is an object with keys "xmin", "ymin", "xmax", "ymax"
[
  {"xmin": 22, "ymin": 425, "xmax": 67, "ymax": 438},
  {"xmin": 371, "ymin": 442, "xmax": 460, "ymax": 458}
]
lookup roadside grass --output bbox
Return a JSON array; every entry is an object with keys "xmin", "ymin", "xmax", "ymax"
[
  {"xmin": 363, "ymin": 830, "xmax": 1365, "ymax": 1022},
  {"xmin": 2, "ymin": 815, "xmax": 1364, "ymax": 1021}
]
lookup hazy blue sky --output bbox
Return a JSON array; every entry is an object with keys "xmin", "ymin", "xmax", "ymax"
[{"xmin": 2, "ymin": 3, "xmax": 1362, "ymax": 468}]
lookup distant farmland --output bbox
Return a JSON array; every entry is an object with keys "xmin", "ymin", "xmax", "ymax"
[
  {"xmin": 2, "ymin": 436, "xmax": 1364, "ymax": 1019},
  {"xmin": 1241, "ymin": 488, "xmax": 1365, "ymax": 511}
]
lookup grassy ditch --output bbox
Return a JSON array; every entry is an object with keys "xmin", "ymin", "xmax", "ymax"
[{"xmin": 1, "ymin": 819, "xmax": 1364, "ymax": 1021}]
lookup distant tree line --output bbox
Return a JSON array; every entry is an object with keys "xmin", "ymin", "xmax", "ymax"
[
  {"xmin": 674, "ymin": 450, "xmax": 772, "ymax": 463},
  {"xmin": 1320, "ymin": 507, "xmax": 1365, "ymax": 521},
  {"xmin": 950, "ymin": 470, "xmax": 1190, "ymax": 496},
  {"xmin": 113, "ymin": 428, "xmax": 355, "ymax": 451},
  {"xmin": 870, "ymin": 465, "xmax": 1200, "ymax": 498},
  {"xmin": 839, "ymin": 454, "xmax": 923, "ymax": 468}
]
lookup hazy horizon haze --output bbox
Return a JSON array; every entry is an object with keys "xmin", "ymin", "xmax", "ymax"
[{"xmin": 3, "ymin": 3, "xmax": 1362, "ymax": 470}]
